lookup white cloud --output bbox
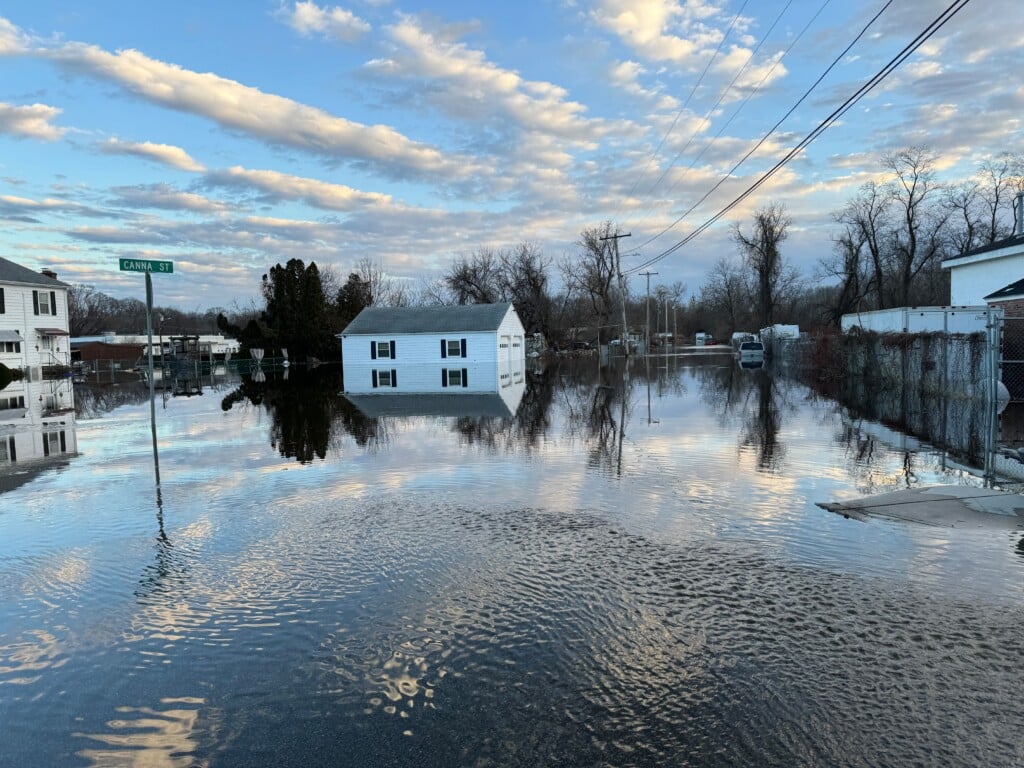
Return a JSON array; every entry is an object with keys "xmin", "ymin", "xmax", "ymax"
[
  {"xmin": 99, "ymin": 138, "xmax": 206, "ymax": 172},
  {"xmin": 204, "ymin": 166, "xmax": 394, "ymax": 211},
  {"xmin": 109, "ymin": 183, "xmax": 231, "ymax": 213},
  {"xmin": 0, "ymin": 17, "xmax": 28, "ymax": 53},
  {"xmin": 45, "ymin": 40, "xmax": 481, "ymax": 181},
  {"xmin": 589, "ymin": 0, "xmax": 722, "ymax": 65},
  {"xmin": 0, "ymin": 101, "xmax": 65, "ymax": 140},
  {"xmin": 285, "ymin": 1, "xmax": 371, "ymax": 42},
  {"xmin": 369, "ymin": 15, "xmax": 624, "ymax": 145}
]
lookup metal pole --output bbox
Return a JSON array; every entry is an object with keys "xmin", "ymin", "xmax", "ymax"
[{"xmin": 145, "ymin": 272, "xmax": 161, "ymax": 489}]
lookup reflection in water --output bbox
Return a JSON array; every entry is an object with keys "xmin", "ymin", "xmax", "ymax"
[
  {"xmin": 221, "ymin": 366, "xmax": 383, "ymax": 462},
  {"xmin": 76, "ymin": 698, "xmax": 208, "ymax": 768},
  {"xmin": 4, "ymin": 355, "xmax": 1024, "ymax": 767}
]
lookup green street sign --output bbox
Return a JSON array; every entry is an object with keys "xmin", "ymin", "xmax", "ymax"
[{"xmin": 119, "ymin": 258, "xmax": 174, "ymax": 274}]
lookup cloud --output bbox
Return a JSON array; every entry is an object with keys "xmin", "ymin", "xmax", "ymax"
[
  {"xmin": 108, "ymin": 183, "xmax": 231, "ymax": 213},
  {"xmin": 43, "ymin": 39, "xmax": 482, "ymax": 182},
  {"xmin": 366, "ymin": 15, "xmax": 625, "ymax": 145},
  {"xmin": 284, "ymin": 1, "xmax": 371, "ymax": 42},
  {"xmin": 0, "ymin": 17, "xmax": 29, "ymax": 53},
  {"xmin": 203, "ymin": 166, "xmax": 394, "ymax": 211},
  {"xmin": 0, "ymin": 194, "xmax": 114, "ymax": 219},
  {"xmin": 589, "ymin": 0, "xmax": 723, "ymax": 66},
  {"xmin": 608, "ymin": 60, "xmax": 680, "ymax": 111},
  {"xmin": 0, "ymin": 101, "xmax": 66, "ymax": 140},
  {"xmin": 98, "ymin": 138, "xmax": 206, "ymax": 172}
]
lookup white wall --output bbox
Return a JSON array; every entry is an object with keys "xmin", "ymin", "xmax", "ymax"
[
  {"xmin": 0, "ymin": 282, "xmax": 70, "ymax": 370},
  {"xmin": 343, "ymin": 331, "xmax": 500, "ymax": 393},
  {"xmin": 0, "ymin": 377, "xmax": 77, "ymax": 464},
  {"xmin": 947, "ymin": 248, "xmax": 1024, "ymax": 305},
  {"xmin": 842, "ymin": 306, "xmax": 998, "ymax": 334}
]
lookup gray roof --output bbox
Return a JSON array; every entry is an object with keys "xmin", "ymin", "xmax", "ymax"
[
  {"xmin": 343, "ymin": 303, "xmax": 513, "ymax": 335},
  {"xmin": 0, "ymin": 257, "xmax": 69, "ymax": 288},
  {"xmin": 343, "ymin": 393, "xmax": 515, "ymax": 419},
  {"xmin": 944, "ymin": 233, "xmax": 1024, "ymax": 265},
  {"xmin": 984, "ymin": 277, "xmax": 1024, "ymax": 301}
]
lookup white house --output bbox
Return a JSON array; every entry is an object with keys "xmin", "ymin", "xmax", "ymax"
[
  {"xmin": 0, "ymin": 256, "xmax": 76, "ymax": 467},
  {"xmin": 942, "ymin": 195, "xmax": 1024, "ymax": 305},
  {"xmin": 0, "ymin": 257, "xmax": 71, "ymax": 373},
  {"xmin": 340, "ymin": 303, "xmax": 526, "ymax": 394}
]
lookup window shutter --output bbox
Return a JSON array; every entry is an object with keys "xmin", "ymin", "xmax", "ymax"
[
  {"xmin": 59, "ymin": 431, "xmax": 66, "ymax": 452},
  {"xmin": 440, "ymin": 339, "xmax": 447, "ymax": 358},
  {"xmin": 32, "ymin": 291, "xmax": 39, "ymax": 316},
  {"xmin": 460, "ymin": 338, "xmax": 467, "ymax": 357},
  {"xmin": 462, "ymin": 368, "xmax": 468, "ymax": 388},
  {"xmin": 390, "ymin": 340, "xmax": 396, "ymax": 359},
  {"xmin": 391, "ymin": 369, "xmax": 397, "ymax": 388},
  {"xmin": 372, "ymin": 370, "xmax": 378, "ymax": 388},
  {"xmin": 8, "ymin": 436, "xmax": 15, "ymax": 462},
  {"xmin": 50, "ymin": 291, "xmax": 57, "ymax": 316},
  {"xmin": 43, "ymin": 435, "xmax": 50, "ymax": 457},
  {"xmin": 370, "ymin": 341, "xmax": 377, "ymax": 359},
  {"xmin": 441, "ymin": 369, "xmax": 448, "ymax": 387},
  {"xmin": 0, "ymin": 287, "xmax": 5, "ymax": 314}
]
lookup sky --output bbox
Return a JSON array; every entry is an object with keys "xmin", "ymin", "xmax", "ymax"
[{"xmin": 0, "ymin": 0, "xmax": 1020, "ymax": 311}]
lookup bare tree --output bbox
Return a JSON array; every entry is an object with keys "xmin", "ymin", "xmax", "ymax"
[
  {"xmin": 837, "ymin": 181, "xmax": 892, "ymax": 309},
  {"xmin": 560, "ymin": 222, "xmax": 623, "ymax": 343},
  {"xmin": 444, "ymin": 249, "xmax": 502, "ymax": 304},
  {"xmin": 497, "ymin": 243, "xmax": 553, "ymax": 336},
  {"xmin": 356, "ymin": 257, "xmax": 409, "ymax": 307},
  {"xmin": 702, "ymin": 256, "xmax": 749, "ymax": 333},
  {"xmin": 733, "ymin": 203, "xmax": 791, "ymax": 329},
  {"xmin": 819, "ymin": 224, "xmax": 872, "ymax": 326},
  {"xmin": 976, "ymin": 153, "xmax": 1024, "ymax": 244},
  {"xmin": 884, "ymin": 147, "xmax": 950, "ymax": 307}
]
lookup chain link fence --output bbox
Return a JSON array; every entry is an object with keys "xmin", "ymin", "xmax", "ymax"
[{"xmin": 1000, "ymin": 316, "xmax": 1024, "ymax": 401}]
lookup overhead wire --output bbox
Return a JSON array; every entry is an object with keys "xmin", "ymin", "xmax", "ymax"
[
  {"xmin": 630, "ymin": 0, "xmax": 888, "ymax": 255},
  {"xmin": 629, "ymin": 0, "xmax": 836, "ymax": 250},
  {"xmin": 625, "ymin": 0, "xmax": 971, "ymax": 276},
  {"xmin": 620, "ymin": 0, "xmax": 750, "ymax": 210}
]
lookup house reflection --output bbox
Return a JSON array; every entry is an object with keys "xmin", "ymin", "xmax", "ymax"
[{"xmin": 0, "ymin": 373, "xmax": 78, "ymax": 492}]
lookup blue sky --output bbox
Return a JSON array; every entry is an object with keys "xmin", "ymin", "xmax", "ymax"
[{"xmin": 0, "ymin": 0, "xmax": 1020, "ymax": 310}]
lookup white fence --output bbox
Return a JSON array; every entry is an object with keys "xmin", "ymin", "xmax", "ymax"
[{"xmin": 841, "ymin": 306, "xmax": 1000, "ymax": 335}]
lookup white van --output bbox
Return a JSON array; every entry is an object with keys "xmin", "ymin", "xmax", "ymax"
[{"xmin": 695, "ymin": 332, "xmax": 712, "ymax": 346}]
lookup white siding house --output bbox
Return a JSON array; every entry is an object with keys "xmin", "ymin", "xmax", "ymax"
[
  {"xmin": 0, "ymin": 257, "xmax": 76, "ymax": 468},
  {"xmin": 942, "ymin": 233, "xmax": 1024, "ymax": 306},
  {"xmin": 340, "ymin": 303, "xmax": 526, "ymax": 394}
]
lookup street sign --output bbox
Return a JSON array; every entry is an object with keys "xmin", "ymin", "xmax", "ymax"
[{"xmin": 119, "ymin": 258, "xmax": 174, "ymax": 274}]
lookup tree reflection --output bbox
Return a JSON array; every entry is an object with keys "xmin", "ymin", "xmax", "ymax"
[
  {"xmin": 558, "ymin": 359, "xmax": 634, "ymax": 475},
  {"xmin": 741, "ymin": 370, "xmax": 783, "ymax": 471},
  {"xmin": 221, "ymin": 366, "xmax": 383, "ymax": 463}
]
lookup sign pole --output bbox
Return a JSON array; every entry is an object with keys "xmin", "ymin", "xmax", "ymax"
[{"xmin": 145, "ymin": 271, "xmax": 161, "ymax": 489}]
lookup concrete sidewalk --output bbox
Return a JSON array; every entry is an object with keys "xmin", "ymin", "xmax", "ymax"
[{"xmin": 818, "ymin": 485, "xmax": 1024, "ymax": 529}]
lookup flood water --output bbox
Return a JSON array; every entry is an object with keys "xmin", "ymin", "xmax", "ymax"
[{"xmin": 1, "ymin": 355, "xmax": 1022, "ymax": 767}]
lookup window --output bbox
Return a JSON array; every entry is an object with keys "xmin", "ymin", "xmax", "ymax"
[
  {"xmin": 0, "ymin": 287, "xmax": 5, "ymax": 314},
  {"xmin": 372, "ymin": 369, "xmax": 397, "ymax": 388},
  {"xmin": 371, "ymin": 340, "xmax": 395, "ymax": 359},
  {"xmin": 42, "ymin": 430, "xmax": 65, "ymax": 456},
  {"xmin": 442, "ymin": 368, "xmax": 468, "ymax": 388},
  {"xmin": 0, "ymin": 438, "xmax": 9, "ymax": 462},
  {"xmin": 441, "ymin": 338, "xmax": 467, "ymax": 358},
  {"xmin": 34, "ymin": 290, "xmax": 56, "ymax": 316},
  {"xmin": 1, "ymin": 341, "xmax": 19, "ymax": 353},
  {"xmin": 41, "ymin": 336, "xmax": 53, "ymax": 351},
  {"xmin": 0, "ymin": 395, "xmax": 25, "ymax": 410}
]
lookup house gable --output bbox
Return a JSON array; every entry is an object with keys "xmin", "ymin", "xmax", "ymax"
[{"xmin": 943, "ymin": 234, "xmax": 1024, "ymax": 306}]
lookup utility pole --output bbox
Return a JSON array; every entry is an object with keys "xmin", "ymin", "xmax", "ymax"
[
  {"xmin": 640, "ymin": 271, "xmax": 658, "ymax": 354},
  {"xmin": 600, "ymin": 230, "xmax": 631, "ymax": 357}
]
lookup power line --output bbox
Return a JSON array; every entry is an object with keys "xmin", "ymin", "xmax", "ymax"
[
  {"xmin": 629, "ymin": 0, "xmax": 843, "ymax": 251},
  {"xmin": 621, "ymin": 1, "xmax": 751, "ymax": 209},
  {"xmin": 626, "ymin": 0, "xmax": 972, "ymax": 276}
]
